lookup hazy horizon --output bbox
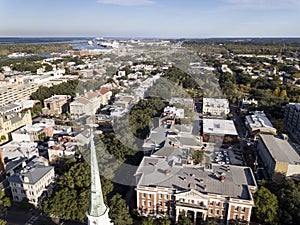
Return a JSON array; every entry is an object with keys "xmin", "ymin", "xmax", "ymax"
[{"xmin": 1, "ymin": 0, "xmax": 300, "ymax": 38}]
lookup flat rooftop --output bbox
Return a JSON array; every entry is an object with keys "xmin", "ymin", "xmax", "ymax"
[
  {"xmin": 203, "ymin": 98, "xmax": 229, "ymax": 105},
  {"xmin": 246, "ymin": 111, "xmax": 275, "ymax": 130},
  {"xmin": 1, "ymin": 141, "xmax": 38, "ymax": 160},
  {"xmin": 260, "ymin": 134, "xmax": 300, "ymax": 165},
  {"xmin": 203, "ymin": 119, "xmax": 238, "ymax": 136},
  {"xmin": 13, "ymin": 123, "xmax": 49, "ymax": 134},
  {"xmin": 136, "ymin": 156, "xmax": 256, "ymax": 200}
]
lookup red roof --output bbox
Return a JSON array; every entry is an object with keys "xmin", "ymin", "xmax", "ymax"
[{"xmin": 99, "ymin": 87, "xmax": 111, "ymax": 95}]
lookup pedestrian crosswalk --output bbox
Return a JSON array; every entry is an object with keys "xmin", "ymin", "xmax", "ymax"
[{"xmin": 25, "ymin": 216, "xmax": 39, "ymax": 225}]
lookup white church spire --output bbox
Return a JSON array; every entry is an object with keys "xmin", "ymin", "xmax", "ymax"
[{"xmin": 87, "ymin": 130, "xmax": 113, "ymax": 225}]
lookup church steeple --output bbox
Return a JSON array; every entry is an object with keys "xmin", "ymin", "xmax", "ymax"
[{"xmin": 87, "ymin": 130, "xmax": 113, "ymax": 225}]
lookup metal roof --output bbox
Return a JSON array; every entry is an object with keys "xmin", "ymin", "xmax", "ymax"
[
  {"xmin": 8, "ymin": 166, "xmax": 54, "ymax": 185},
  {"xmin": 259, "ymin": 134, "xmax": 300, "ymax": 165},
  {"xmin": 136, "ymin": 156, "xmax": 256, "ymax": 200}
]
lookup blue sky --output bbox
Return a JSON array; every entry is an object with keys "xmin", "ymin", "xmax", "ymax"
[{"xmin": 0, "ymin": 0, "xmax": 299, "ymax": 37}]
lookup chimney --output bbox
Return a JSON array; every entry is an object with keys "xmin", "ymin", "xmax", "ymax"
[
  {"xmin": 164, "ymin": 169, "xmax": 171, "ymax": 175},
  {"xmin": 219, "ymin": 175, "xmax": 225, "ymax": 183}
]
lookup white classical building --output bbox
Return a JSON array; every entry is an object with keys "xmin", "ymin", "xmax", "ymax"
[
  {"xmin": 70, "ymin": 91, "xmax": 101, "ymax": 118},
  {"xmin": 8, "ymin": 165, "xmax": 55, "ymax": 206},
  {"xmin": 202, "ymin": 98, "xmax": 230, "ymax": 117}
]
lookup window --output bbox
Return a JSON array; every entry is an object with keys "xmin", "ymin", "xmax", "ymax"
[
  {"xmin": 235, "ymin": 206, "xmax": 239, "ymax": 211},
  {"xmin": 142, "ymin": 193, "xmax": 146, "ymax": 198},
  {"xmin": 148, "ymin": 194, "xmax": 152, "ymax": 198},
  {"xmin": 159, "ymin": 202, "xmax": 162, "ymax": 206},
  {"xmin": 242, "ymin": 207, "xmax": 246, "ymax": 212},
  {"xmin": 241, "ymin": 215, "xmax": 245, "ymax": 220},
  {"xmin": 210, "ymin": 209, "xmax": 213, "ymax": 214},
  {"xmin": 216, "ymin": 210, "xmax": 219, "ymax": 215},
  {"xmin": 142, "ymin": 201, "xmax": 146, "ymax": 206},
  {"xmin": 159, "ymin": 194, "xmax": 162, "ymax": 199},
  {"xmin": 164, "ymin": 202, "xmax": 168, "ymax": 207},
  {"xmin": 148, "ymin": 202, "xmax": 152, "ymax": 207},
  {"xmin": 210, "ymin": 201, "xmax": 214, "ymax": 206},
  {"xmin": 217, "ymin": 202, "xmax": 220, "ymax": 207}
]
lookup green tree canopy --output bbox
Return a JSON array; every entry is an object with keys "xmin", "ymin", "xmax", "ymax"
[
  {"xmin": 43, "ymin": 161, "xmax": 113, "ymax": 223},
  {"xmin": 266, "ymin": 179, "xmax": 300, "ymax": 224},
  {"xmin": 142, "ymin": 216, "xmax": 171, "ymax": 225},
  {"xmin": 191, "ymin": 150, "xmax": 204, "ymax": 165},
  {"xmin": 142, "ymin": 216, "xmax": 155, "ymax": 225},
  {"xmin": 253, "ymin": 186, "xmax": 279, "ymax": 225},
  {"xmin": 0, "ymin": 190, "xmax": 11, "ymax": 215},
  {"xmin": 30, "ymin": 79, "xmax": 79, "ymax": 105},
  {"xmin": 0, "ymin": 219, "xmax": 7, "ymax": 225},
  {"xmin": 177, "ymin": 211, "xmax": 193, "ymax": 225},
  {"xmin": 108, "ymin": 193, "xmax": 132, "ymax": 225}
]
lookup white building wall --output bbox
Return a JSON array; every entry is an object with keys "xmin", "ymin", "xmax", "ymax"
[
  {"xmin": 287, "ymin": 164, "xmax": 300, "ymax": 177},
  {"xmin": 10, "ymin": 168, "xmax": 55, "ymax": 206}
]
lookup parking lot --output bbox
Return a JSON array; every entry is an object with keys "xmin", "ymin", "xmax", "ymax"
[{"xmin": 205, "ymin": 144, "xmax": 244, "ymax": 166}]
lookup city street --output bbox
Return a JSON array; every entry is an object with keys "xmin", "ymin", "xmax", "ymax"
[{"xmin": 230, "ymin": 105, "xmax": 270, "ymax": 181}]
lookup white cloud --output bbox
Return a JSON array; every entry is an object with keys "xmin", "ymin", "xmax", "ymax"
[
  {"xmin": 97, "ymin": 0, "xmax": 155, "ymax": 6},
  {"xmin": 224, "ymin": 0, "xmax": 300, "ymax": 10}
]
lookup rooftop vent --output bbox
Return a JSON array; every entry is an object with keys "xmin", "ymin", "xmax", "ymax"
[
  {"xmin": 188, "ymin": 183, "xmax": 196, "ymax": 189},
  {"xmin": 281, "ymin": 134, "xmax": 288, "ymax": 140}
]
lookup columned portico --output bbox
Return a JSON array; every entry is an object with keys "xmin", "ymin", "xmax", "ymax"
[
  {"xmin": 174, "ymin": 188, "xmax": 210, "ymax": 224},
  {"xmin": 176, "ymin": 205, "xmax": 207, "ymax": 224}
]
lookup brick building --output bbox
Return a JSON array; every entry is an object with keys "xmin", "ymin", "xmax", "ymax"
[{"xmin": 135, "ymin": 156, "xmax": 257, "ymax": 225}]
